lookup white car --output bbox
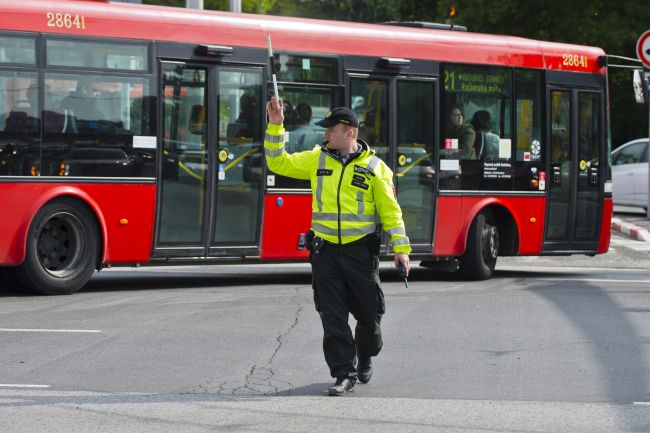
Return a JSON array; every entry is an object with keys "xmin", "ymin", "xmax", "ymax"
[{"xmin": 611, "ymin": 138, "xmax": 649, "ymax": 209}]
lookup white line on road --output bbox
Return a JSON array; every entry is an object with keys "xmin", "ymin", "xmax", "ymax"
[
  {"xmin": 161, "ymin": 298, "xmax": 240, "ymax": 305},
  {"xmin": 537, "ymin": 278, "xmax": 650, "ymax": 284},
  {"xmin": 633, "ymin": 402, "xmax": 650, "ymax": 406},
  {"xmin": 0, "ymin": 384, "xmax": 50, "ymax": 388},
  {"xmin": 0, "ymin": 328, "xmax": 102, "ymax": 333}
]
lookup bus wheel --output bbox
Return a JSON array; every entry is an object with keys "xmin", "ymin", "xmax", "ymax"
[
  {"xmin": 14, "ymin": 199, "xmax": 99, "ymax": 295},
  {"xmin": 460, "ymin": 211, "xmax": 499, "ymax": 280}
]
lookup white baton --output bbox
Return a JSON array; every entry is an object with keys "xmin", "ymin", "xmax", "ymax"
[{"xmin": 266, "ymin": 34, "xmax": 279, "ymax": 100}]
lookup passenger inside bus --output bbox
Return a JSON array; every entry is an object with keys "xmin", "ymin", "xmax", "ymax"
[
  {"xmin": 227, "ymin": 92, "xmax": 258, "ymax": 142},
  {"xmin": 471, "ymin": 110, "xmax": 501, "ymax": 160},
  {"xmin": 60, "ymin": 78, "xmax": 105, "ymax": 120},
  {"xmin": 3, "ymin": 83, "xmax": 37, "ymax": 133},
  {"xmin": 288, "ymin": 102, "xmax": 320, "ymax": 151},
  {"xmin": 448, "ymin": 104, "xmax": 476, "ymax": 159}
]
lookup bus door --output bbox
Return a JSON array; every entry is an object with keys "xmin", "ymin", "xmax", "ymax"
[
  {"xmin": 543, "ymin": 88, "xmax": 603, "ymax": 251},
  {"xmin": 155, "ymin": 62, "xmax": 263, "ymax": 257},
  {"xmin": 348, "ymin": 75, "xmax": 437, "ymax": 253}
]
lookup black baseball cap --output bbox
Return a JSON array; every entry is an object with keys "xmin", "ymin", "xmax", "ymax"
[{"xmin": 315, "ymin": 107, "xmax": 359, "ymax": 128}]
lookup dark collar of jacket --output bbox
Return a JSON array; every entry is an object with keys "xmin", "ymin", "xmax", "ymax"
[{"xmin": 320, "ymin": 139, "xmax": 374, "ymax": 164}]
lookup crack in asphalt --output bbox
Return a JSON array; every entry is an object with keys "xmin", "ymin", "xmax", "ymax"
[{"xmin": 204, "ymin": 304, "xmax": 303, "ymax": 395}]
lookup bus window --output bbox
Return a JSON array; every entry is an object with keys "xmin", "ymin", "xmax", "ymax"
[
  {"xmin": 275, "ymin": 86, "xmax": 335, "ymax": 153},
  {"xmin": 350, "ymin": 78, "xmax": 388, "ymax": 164},
  {"xmin": 265, "ymin": 55, "xmax": 338, "ymax": 189},
  {"xmin": 43, "ymin": 73, "xmax": 154, "ymax": 177},
  {"xmin": 0, "ymin": 70, "xmax": 39, "ymax": 176},
  {"xmin": 514, "ymin": 70, "xmax": 544, "ymax": 191},
  {"xmin": 215, "ymin": 69, "xmax": 263, "ymax": 244},
  {"xmin": 396, "ymin": 80, "xmax": 435, "ymax": 244},
  {"xmin": 441, "ymin": 65, "xmax": 512, "ymax": 191},
  {"xmin": 0, "ymin": 36, "xmax": 36, "ymax": 65},
  {"xmin": 575, "ymin": 92, "xmax": 601, "ymax": 240},
  {"xmin": 547, "ymin": 90, "xmax": 571, "ymax": 240},
  {"xmin": 46, "ymin": 40, "xmax": 148, "ymax": 71},
  {"xmin": 274, "ymin": 54, "xmax": 337, "ymax": 84},
  {"xmin": 265, "ymin": 85, "xmax": 335, "ymax": 189}
]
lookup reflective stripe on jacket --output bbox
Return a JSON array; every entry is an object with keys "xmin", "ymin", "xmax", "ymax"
[{"xmin": 264, "ymin": 123, "xmax": 411, "ymax": 254}]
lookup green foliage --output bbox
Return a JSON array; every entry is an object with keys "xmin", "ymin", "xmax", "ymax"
[{"xmin": 143, "ymin": 0, "xmax": 228, "ymax": 10}]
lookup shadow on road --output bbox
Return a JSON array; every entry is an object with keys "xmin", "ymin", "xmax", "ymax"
[
  {"xmin": 526, "ymin": 278, "xmax": 649, "ymax": 429},
  {"xmin": 0, "ymin": 266, "xmax": 584, "ymax": 297}
]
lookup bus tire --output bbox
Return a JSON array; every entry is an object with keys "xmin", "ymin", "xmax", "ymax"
[
  {"xmin": 460, "ymin": 211, "xmax": 499, "ymax": 280},
  {"xmin": 14, "ymin": 199, "xmax": 100, "ymax": 295}
]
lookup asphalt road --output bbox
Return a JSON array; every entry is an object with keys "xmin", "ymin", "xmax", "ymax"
[{"xmin": 1, "ymin": 234, "xmax": 650, "ymax": 432}]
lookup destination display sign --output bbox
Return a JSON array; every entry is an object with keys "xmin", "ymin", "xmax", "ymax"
[{"xmin": 444, "ymin": 68, "xmax": 509, "ymax": 94}]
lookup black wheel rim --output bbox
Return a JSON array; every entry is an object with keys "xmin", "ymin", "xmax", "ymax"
[{"xmin": 36, "ymin": 212, "xmax": 87, "ymax": 278}]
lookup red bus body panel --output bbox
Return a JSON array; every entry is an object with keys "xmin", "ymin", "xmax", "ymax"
[
  {"xmin": 260, "ymin": 193, "xmax": 311, "ymax": 259},
  {"xmin": 0, "ymin": 183, "xmax": 155, "ymax": 265},
  {"xmin": 598, "ymin": 197, "xmax": 613, "ymax": 254},
  {"xmin": 3, "ymin": 1, "xmax": 605, "ymax": 74},
  {"xmin": 434, "ymin": 196, "xmax": 546, "ymax": 256}
]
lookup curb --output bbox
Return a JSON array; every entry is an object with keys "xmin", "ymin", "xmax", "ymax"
[{"xmin": 611, "ymin": 217, "xmax": 650, "ymax": 242}]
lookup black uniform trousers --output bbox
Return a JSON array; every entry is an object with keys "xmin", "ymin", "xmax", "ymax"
[{"xmin": 310, "ymin": 235, "xmax": 385, "ymax": 379}]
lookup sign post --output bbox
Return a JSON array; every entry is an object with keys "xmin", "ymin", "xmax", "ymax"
[
  {"xmin": 638, "ymin": 30, "xmax": 650, "ymax": 218},
  {"xmin": 647, "ymin": 71, "xmax": 650, "ymax": 219}
]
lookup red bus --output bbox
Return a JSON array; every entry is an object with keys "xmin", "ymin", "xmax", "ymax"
[{"xmin": 0, "ymin": 0, "xmax": 612, "ymax": 294}]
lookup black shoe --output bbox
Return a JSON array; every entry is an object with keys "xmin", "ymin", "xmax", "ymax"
[
  {"xmin": 357, "ymin": 356, "xmax": 373, "ymax": 383},
  {"xmin": 328, "ymin": 377, "xmax": 355, "ymax": 396}
]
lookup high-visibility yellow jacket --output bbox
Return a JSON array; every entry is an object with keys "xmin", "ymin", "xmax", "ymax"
[{"xmin": 265, "ymin": 123, "xmax": 411, "ymax": 254}]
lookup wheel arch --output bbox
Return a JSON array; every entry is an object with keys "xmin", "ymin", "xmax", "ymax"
[
  {"xmin": 15, "ymin": 187, "xmax": 107, "ymax": 267},
  {"xmin": 460, "ymin": 198, "xmax": 520, "ymax": 256}
]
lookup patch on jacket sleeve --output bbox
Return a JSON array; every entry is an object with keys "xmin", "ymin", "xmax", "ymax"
[{"xmin": 316, "ymin": 169, "xmax": 333, "ymax": 176}]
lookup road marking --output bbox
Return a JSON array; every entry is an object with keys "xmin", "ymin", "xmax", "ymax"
[
  {"xmin": 0, "ymin": 328, "xmax": 101, "ymax": 333},
  {"xmin": 535, "ymin": 278, "xmax": 650, "ymax": 284},
  {"xmin": 161, "ymin": 298, "xmax": 240, "ymax": 305},
  {"xmin": 0, "ymin": 384, "xmax": 50, "ymax": 388},
  {"xmin": 633, "ymin": 402, "xmax": 650, "ymax": 406}
]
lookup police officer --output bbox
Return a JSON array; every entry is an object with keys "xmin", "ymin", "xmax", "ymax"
[{"xmin": 265, "ymin": 97, "xmax": 411, "ymax": 396}]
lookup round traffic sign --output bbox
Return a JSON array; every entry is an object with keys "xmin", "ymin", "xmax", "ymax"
[{"xmin": 637, "ymin": 30, "xmax": 650, "ymax": 68}]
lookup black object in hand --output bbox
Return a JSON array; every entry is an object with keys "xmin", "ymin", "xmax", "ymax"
[{"xmin": 398, "ymin": 263, "xmax": 408, "ymax": 288}]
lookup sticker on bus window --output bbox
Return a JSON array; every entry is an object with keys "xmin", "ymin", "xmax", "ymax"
[
  {"xmin": 579, "ymin": 160, "xmax": 587, "ymax": 171},
  {"xmin": 531, "ymin": 140, "xmax": 541, "ymax": 158},
  {"xmin": 133, "ymin": 136, "xmax": 156, "ymax": 149},
  {"xmin": 440, "ymin": 159, "xmax": 459, "ymax": 171},
  {"xmin": 499, "ymin": 139, "xmax": 511, "ymax": 159},
  {"xmin": 267, "ymin": 175, "xmax": 276, "ymax": 186}
]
